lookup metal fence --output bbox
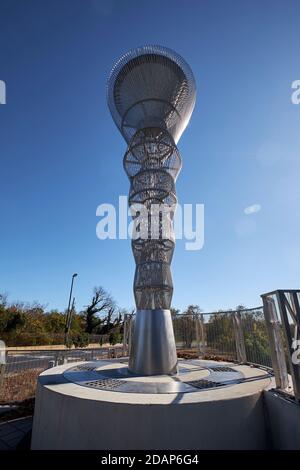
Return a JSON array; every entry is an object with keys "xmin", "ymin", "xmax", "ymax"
[
  {"xmin": 0, "ymin": 346, "xmax": 123, "ymax": 405},
  {"xmin": 2, "ymin": 292, "xmax": 300, "ymax": 405},
  {"xmin": 262, "ymin": 290, "xmax": 300, "ymax": 401},
  {"xmin": 124, "ymin": 307, "xmax": 272, "ymax": 367},
  {"xmin": 123, "ymin": 296, "xmax": 300, "ymax": 400}
]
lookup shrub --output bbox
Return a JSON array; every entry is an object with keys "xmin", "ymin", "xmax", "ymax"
[
  {"xmin": 109, "ymin": 331, "xmax": 122, "ymax": 346},
  {"xmin": 71, "ymin": 333, "xmax": 89, "ymax": 348}
]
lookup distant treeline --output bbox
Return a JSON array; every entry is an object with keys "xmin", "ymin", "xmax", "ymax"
[
  {"xmin": 0, "ymin": 290, "xmax": 270, "ymax": 365},
  {"xmin": 0, "ymin": 287, "xmax": 129, "ymax": 347}
]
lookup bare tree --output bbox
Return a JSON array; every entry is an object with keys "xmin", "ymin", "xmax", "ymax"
[
  {"xmin": 83, "ymin": 287, "xmax": 114, "ymax": 334},
  {"xmin": 185, "ymin": 305, "xmax": 202, "ymax": 316},
  {"xmin": 170, "ymin": 307, "xmax": 180, "ymax": 317},
  {"xmin": 105, "ymin": 304, "xmax": 117, "ymax": 328},
  {"xmin": 181, "ymin": 305, "xmax": 203, "ymax": 348},
  {"xmin": 235, "ymin": 304, "xmax": 246, "ymax": 311},
  {"xmin": 0, "ymin": 293, "xmax": 8, "ymax": 308},
  {"xmin": 114, "ymin": 308, "xmax": 129, "ymax": 325}
]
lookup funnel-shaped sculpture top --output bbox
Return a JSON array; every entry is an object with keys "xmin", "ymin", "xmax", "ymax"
[{"xmin": 107, "ymin": 45, "xmax": 196, "ymax": 144}]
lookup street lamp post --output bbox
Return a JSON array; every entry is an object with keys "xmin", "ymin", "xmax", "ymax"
[{"xmin": 64, "ymin": 273, "xmax": 78, "ymax": 345}]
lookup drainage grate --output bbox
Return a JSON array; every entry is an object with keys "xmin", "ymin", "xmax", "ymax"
[
  {"xmin": 83, "ymin": 378, "xmax": 125, "ymax": 390},
  {"xmin": 70, "ymin": 365, "xmax": 96, "ymax": 372},
  {"xmin": 208, "ymin": 366, "xmax": 235, "ymax": 372},
  {"xmin": 185, "ymin": 379, "xmax": 223, "ymax": 389}
]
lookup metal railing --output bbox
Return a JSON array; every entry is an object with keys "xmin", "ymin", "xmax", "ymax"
[
  {"xmin": 2, "ymin": 291, "xmax": 300, "ymax": 405},
  {"xmin": 124, "ymin": 307, "xmax": 273, "ymax": 368},
  {"xmin": 261, "ymin": 290, "xmax": 300, "ymax": 401},
  {"xmin": 127, "ymin": 295, "xmax": 300, "ymax": 400},
  {"xmin": 0, "ymin": 346, "xmax": 123, "ymax": 405}
]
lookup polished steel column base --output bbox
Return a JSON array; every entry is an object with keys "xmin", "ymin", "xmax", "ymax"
[{"xmin": 128, "ymin": 309, "xmax": 178, "ymax": 376}]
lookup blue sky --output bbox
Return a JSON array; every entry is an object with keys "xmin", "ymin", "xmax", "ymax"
[{"xmin": 0, "ymin": 0, "xmax": 299, "ymax": 313}]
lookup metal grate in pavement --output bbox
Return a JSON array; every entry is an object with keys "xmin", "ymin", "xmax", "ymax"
[
  {"xmin": 83, "ymin": 378, "xmax": 125, "ymax": 390},
  {"xmin": 208, "ymin": 366, "xmax": 235, "ymax": 372},
  {"xmin": 69, "ymin": 365, "xmax": 96, "ymax": 372},
  {"xmin": 185, "ymin": 379, "xmax": 223, "ymax": 389}
]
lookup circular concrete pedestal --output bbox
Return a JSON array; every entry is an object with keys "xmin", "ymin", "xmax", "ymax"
[{"xmin": 31, "ymin": 359, "xmax": 273, "ymax": 450}]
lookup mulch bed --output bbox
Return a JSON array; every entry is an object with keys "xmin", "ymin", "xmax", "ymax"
[{"xmin": 0, "ymin": 368, "xmax": 42, "ymax": 404}]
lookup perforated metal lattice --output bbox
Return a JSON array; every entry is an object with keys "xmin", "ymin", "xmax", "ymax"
[
  {"xmin": 70, "ymin": 365, "xmax": 96, "ymax": 372},
  {"xmin": 63, "ymin": 361, "xmax": 250, "ymax": 394},
  {"xmin": 185, "ymin": 379, "xmax": 223, "ymax": 389},
  {"xmin": 124, "ymin": 127, "xmax": 181, "ymax": 309},
  {"xmin": 107, "ymin": 46, "xmax": 196, "ymax": 312},
  {"xmin": 83, "ymin": 379, "xmax": 125, "ymax": 390},
  {"xmin": 107, "ymin": 45, "xmax": 196, "ymax": 144},
  {"xmin": 208, "ymin": 366, "xmax": 235, "ymax": 373}
]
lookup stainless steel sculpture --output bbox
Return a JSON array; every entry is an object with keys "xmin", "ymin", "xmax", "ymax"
[{"xmin": 108, "ymin": 45, "xmax": 196, "ymax": 375}]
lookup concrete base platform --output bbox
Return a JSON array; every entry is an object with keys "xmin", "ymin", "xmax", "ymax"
[{"xmin": 31, "ymin": 359, "xmax": 273, "ymax": 450}]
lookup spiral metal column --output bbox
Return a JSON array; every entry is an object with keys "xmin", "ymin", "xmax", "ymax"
[{"xmin": 107, "ymin": 45, "xmax": 196, "ymax": 375}]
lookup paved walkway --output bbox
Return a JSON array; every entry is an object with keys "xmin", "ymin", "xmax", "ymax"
[{"xmin": 0, "ymin": 416, "xmax": 32, "ymax": 450}]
